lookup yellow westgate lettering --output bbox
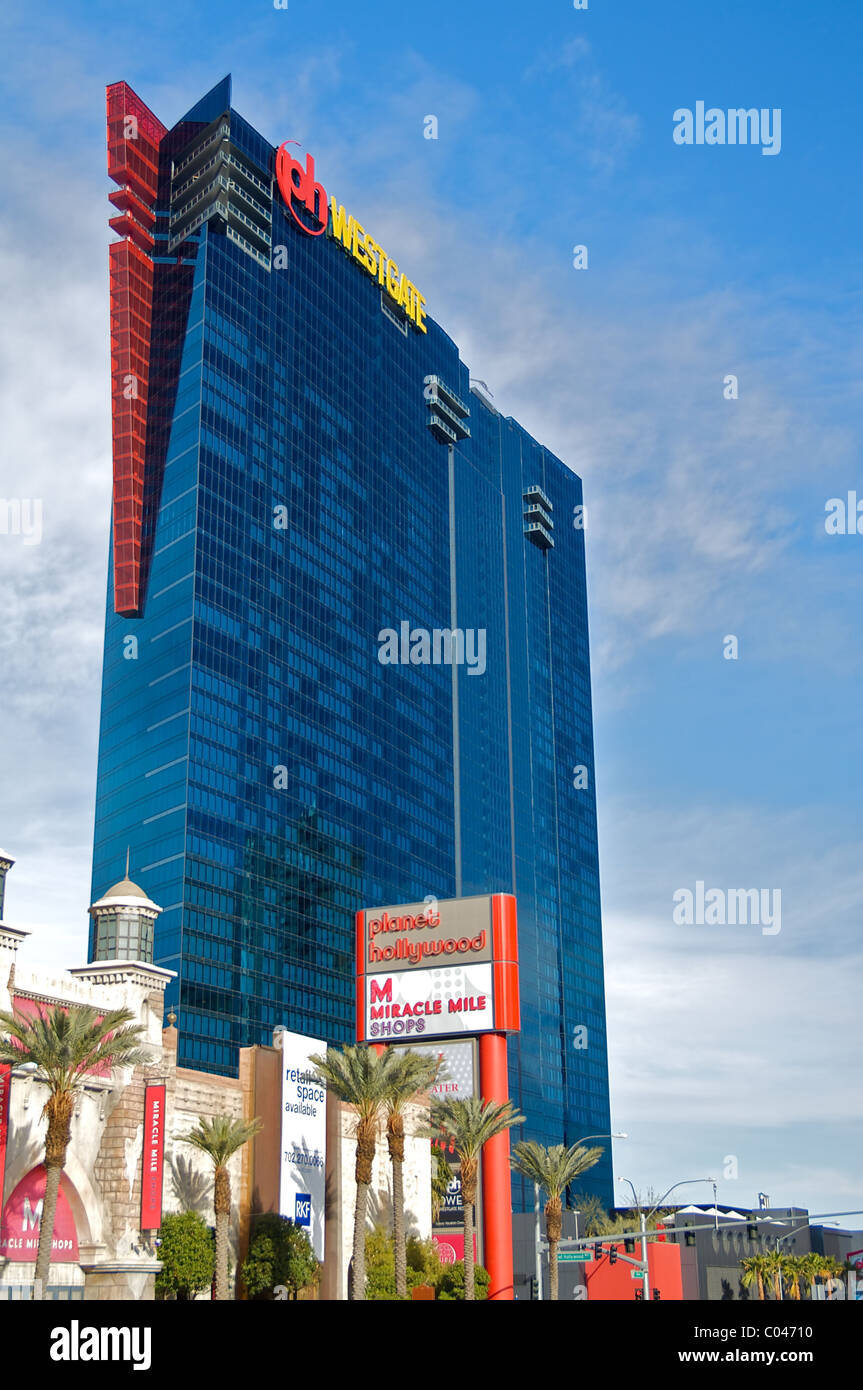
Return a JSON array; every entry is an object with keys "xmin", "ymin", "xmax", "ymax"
[
  {"xmin": 325, "ymin": 191, "xmax": 427, "ymax": 331},
  {"xmin": 330, "ymin": 199, "xmax": 355, "ymax": 250},
  {"xmin": 351, "ymin": 220, "xmax": 367, "ymax": 269}
]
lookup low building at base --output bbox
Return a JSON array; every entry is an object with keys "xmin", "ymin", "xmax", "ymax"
[{"xmin": 0, "ymin": 857, "xmax": 431, "ymax": 1299}]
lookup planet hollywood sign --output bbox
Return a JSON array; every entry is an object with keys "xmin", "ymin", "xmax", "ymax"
[{"xmin": 355, "ymin": 894, "xmax": 520, "ymax": 1041}]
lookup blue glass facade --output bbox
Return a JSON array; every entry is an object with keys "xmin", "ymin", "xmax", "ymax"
[{"xmin": 92, "ymin": 78, "xmax": 613, "ymax": 1208}]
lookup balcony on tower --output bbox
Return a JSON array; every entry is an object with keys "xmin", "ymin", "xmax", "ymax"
[
  {"xmin": 523, "ymin": 484, "xmax": 554, "ymax": 550},
  {"xmin": 424, "ymin": 374, "xmax": 471, "ymax": 444}
]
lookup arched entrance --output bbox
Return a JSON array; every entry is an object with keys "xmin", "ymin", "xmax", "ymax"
[{"xmin": 0, "ymin": 1165, "xmax": 82, "ymax": 1290}]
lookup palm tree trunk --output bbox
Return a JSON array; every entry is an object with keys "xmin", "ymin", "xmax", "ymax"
[
  {"xmin": 33, "ymin": 1163, "xmax": 62, "ymax": 1297},
  {"xmin": 463, "ymin": 1199, "xmax": 475, "ymax": 1301},
  {"xmin": 757, "ymin": 1273, "xmax": 764, "ymax": 1300},
  {"xmin": 546, "ymin": 1198, "xmax": 562, "ymax": 1303},
  {"xmin": 352, "ymin": 1179, "xmax": 370, "ymax": 1300},
  {"xmin": 460, "ymin": 1157, "xmax": 478, "ymax": 1301},
  {"xmin": 35, "ymin": 1095, "xmax": 74, "ymax": 1300},
  {"xmin": 214, "ymin": 1210, "xmax": 229, "ymax": 1300},
  {"xmin": 352, "ymin": 1117, "xmax": 376, "ymax": 1301},
  {"xmin": 213, "ymin": 1164, "xmax": 231, "ymax": 1301},
  {"xmin": 392, "ymin": 1156, "xmax": 407, "ymax": 1298}
]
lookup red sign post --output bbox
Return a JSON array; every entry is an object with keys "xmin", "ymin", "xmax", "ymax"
[
  {"xmin": 0, "ymin": 1064, "xmax": 10, "ymax": 1207},
  {"xmin": 140, "ymin": 1084, "xmax": 166, "ymax": 1230},
  {"xmin": 356, "ymin": 894, "xmax": 520, "ymax": 1300}
]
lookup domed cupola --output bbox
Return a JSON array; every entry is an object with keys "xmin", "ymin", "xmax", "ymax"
[{"xmin": 89, "ymin": 852, "xmax": 162, "ymax": 964}]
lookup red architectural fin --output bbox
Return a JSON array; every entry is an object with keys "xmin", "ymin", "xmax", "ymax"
[{"xmin": 106, "ymin": 82, "xmax": 167, "ymax": 616}]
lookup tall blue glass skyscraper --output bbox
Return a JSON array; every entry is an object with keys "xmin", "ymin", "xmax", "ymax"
[{"xmin": 93, "ymin": 76, "xmax": 613, "ymax": 1207}]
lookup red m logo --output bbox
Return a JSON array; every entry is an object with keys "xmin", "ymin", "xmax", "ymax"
[{"xmin": 370, "ymin": 979, "xmax": 393, "ymax": 1005}]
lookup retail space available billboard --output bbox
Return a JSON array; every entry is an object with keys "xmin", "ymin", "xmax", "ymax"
[
  {"xmin": 277, "ymin": 1029, "xmax": 326, "ymax": 1262},
  {"xmin": 356, "ymin": 894, "xmax": 519, "ymax": 1042}
]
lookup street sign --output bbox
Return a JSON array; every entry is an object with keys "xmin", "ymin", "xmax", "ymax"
[
  {"xmin": 558, "ymin": 1252, "xmax": 591, "ymax": 1263},
  {"xmin": 631, "ymin": 1269, "xmax": 645, "ymax": 1280}
]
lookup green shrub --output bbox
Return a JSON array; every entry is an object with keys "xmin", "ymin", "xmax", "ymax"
[
  {"xmin": 365, "ymin": 1229, "xmax": 488, "ymax": 1299},
  {"xmin": 242, "ymin": 1213, "xmax": 319, "ymax": 1300},
  {"xmin": 365, "ymin": 1225, "xmax": 405, "ymax": 1300},
  {"xmin": 437, "ymin": 1260, "xmax": 490, "ymax": 1300},
  {"xmin": 155, "ymin": 1211, "xmax": 215, "ymax": 1301}
]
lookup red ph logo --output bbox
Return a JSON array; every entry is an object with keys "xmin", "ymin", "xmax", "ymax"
[{"xmin": 276, "ymin": 142, "xmax": 328, "ymax": 236}]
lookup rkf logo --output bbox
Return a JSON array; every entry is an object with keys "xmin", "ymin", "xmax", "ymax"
[
  {"xmin": 295, "ymin": 1193, "xmax": 312, "ymax": 1227},
  {"xmin": 276, "ymin": 143, "xmax": 328, "ymax": 236}
]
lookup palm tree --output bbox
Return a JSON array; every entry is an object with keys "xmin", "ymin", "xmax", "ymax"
[
  {"xmin": 180, "ymin": 1114, "xmax": 262, "ymax": 1300},
  {"xmin": 309, "ymin": 1043, "xmax": 393, "ymax": 1301},
  {"xmin": 783, "ymin": 1254, "xmax": 806, "ymax": 1301},
  {"xmin": 764, "ymin": 1248, "xmax": 784, "ymax": 1300},
  {"xmin": 800, "ymin": 1252, "xmax": 822, "ymax": 1300},
  {"xmin": 0, "ymin": 1002, "xmax": 151, "ymax": 1298},
  {"xmin": 381, "ymin": 1049, "xmax": 441, "ymax": 1298},
  {"xmin": 740, "ymin": 1253, "xmax": 769, "ymax": 1301},
  {"xmin": 426, "ymin": 1095, "xmax": 524, "ymax": 1300},
  {"xmin": 821, "ymin": 1255, "xmax": 847, "ymax": 1299},
  {"xmin": 510, "ymin": 1141, "xmax": 603, "ymax": 1300},
  {"xmin": 574, "ymin": 1192, "xmax": 611, "ymax": 1237}
]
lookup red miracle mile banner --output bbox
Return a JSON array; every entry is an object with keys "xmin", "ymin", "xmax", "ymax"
[
  {"xmin": 140, "ymin": 1083, "xmax": 166, "ymax": 1230},
  {"xmin": 0, "ymin": 1064, "xmax": 10, "ymax": 1205}
]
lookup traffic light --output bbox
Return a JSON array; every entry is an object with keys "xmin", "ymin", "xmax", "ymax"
[
  {"xmin": 624, "ymin": 1238, "xmax": 636, "ymax": 1254},
  {"xmin": 609, "ymin": 1247, "xmax": 618, "ymax": 1266},
  {"xmin": 529, "ymin": 1277, "xmax": 539, "ymax": 1300},
  {"xmin": 594, "ymin": 1243, "xmax": 603, "ymax": 1259},
  {"xmin": 634, "ymin": 1289, "xmax": 644, "ymax": 1301},
  {"xmin": 653, "ymin": 1288, "xmax": 661, "ymax": 1300}
]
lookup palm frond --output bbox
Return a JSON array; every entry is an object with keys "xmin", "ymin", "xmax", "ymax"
[
  {"xmin": 423, "ymin": 1095, "xmax": 525, "ymax": 1159},
  {"xmin": 510, "ymin": 1140, "xmax": 603, "ymax": 1197},
  {"xmin": 380, "ymin": 1048, "xmax": 441, "ymax": 1114},
  {"xmin": 308, "ymin": 1043, "xmax": 392, "ymax": 1122},
  {"xmin": 0, "ymin": 1003, "xmax": 151, "ymax": 1091},
  {"xmin": 180, "ymin": 1114, "xmax": 263, "ymax": 1168}
]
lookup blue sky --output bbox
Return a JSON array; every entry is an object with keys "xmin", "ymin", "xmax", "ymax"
[{"xmin": 1, "ymin": 0, "xmax": 861, "ymax": 1222}]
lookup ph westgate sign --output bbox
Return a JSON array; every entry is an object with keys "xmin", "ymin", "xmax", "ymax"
[
  {"xmin": 356, "ymin": 894, "xmax": 520, "ymax": 1042},
  {"xmin": 275, "ymin": 142, "xmax": 428, "ymax": 333}
]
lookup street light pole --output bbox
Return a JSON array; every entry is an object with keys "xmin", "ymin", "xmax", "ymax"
[
  {"xmin": 619, "ymin": 1178, "xmax": 649, "ymax": 1299},
  {"xmin": 618, "ymin": 1176, "xmax": 716, "ymax": 1301}
]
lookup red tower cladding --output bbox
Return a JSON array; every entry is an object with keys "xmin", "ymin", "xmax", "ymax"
[{"xmin": 106, "ymin": 82, "xmax": 166, "ymax": 617}]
